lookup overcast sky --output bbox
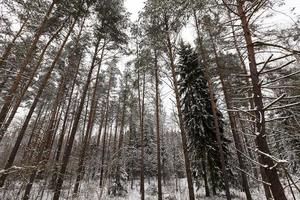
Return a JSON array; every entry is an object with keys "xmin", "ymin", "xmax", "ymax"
[{"xmin": 124, "ymin": 0, "xmax": 300, "ymax": 22}]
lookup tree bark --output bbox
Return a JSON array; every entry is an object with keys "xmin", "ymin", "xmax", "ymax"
[
  {"xmin": 138, "ymin": 67, "xmax": 146, "ymax": 200},
  {"xmin": 52, "ymin": 38, "xmax": 102, "ymax": 200},
  {"xmin": 0, "ymin": 0, "xmax": 57, "ymax": 136},
  {"xmin": 236, "ymin": 1, "xmax": 287, "ymax": 199},
  {"xmin": 193, "ymin": 11, "xmax": 231, "ymax": 199},
  {"xmin": 99, "ymin": 66, "xmax": 113, "ymax": 188},
  {"xmin": 0, "ymin": 19, "xmax": 75, "ymax": 188},
  {"xmin": 73, "ymin": 47, "xmax": 105, "ymax": 195},
  {"xmin": 210, "ymin": 31, "xmax": 252, "ymax": 200},
  {"xmin": 164, "ymin": 14, "xmax": 195, "ymax": 200},
  {"xmin": 0, "ymin": 20, "xmax": 64, "ymax": 143},
  {"xmin": 154, "ymin": 49, "xmax": 163, "ymax": 200}
]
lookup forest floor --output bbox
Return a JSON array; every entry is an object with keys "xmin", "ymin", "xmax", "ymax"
[{"xmin": 0, "ymin": 178, "xmax": 299, "ymax": 200}]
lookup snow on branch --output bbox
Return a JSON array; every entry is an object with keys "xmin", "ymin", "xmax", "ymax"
[
  {"xmin": 262, "ymin": 70, "xmax": 300, "ymax": 86},
  {"xmin": 255, "ymin": 148, "xmax": 288, "ymax": 167},
  {"xmin": 263, "ymin": 93, "xmax": 286, "ymax": 110},
  {"xmin": 265, "ymin": 116, "xmax": 293, "ymax": 123},
  {"xmin": 257, "ymin": 53, "xmax": 295, "ymax": 65},
  {"xmin": 260, "ymin": 60, "xmax": 296, "ymax": 75},
  {"xmin": 222, "ymin": 107, "xmax": 256, "ymax": 117},
  {"xmin": 235, "ymin": 166, "xmax": 271, "ymax": 186},
  {"xmin": 266, "ymin": 101, "xmax": 300, "ymax": 111},
  {"xmin": 253, "ymin": 41, "xmax": 300, "ymax": 54},
  {"xmin": 0, "ymin": 165, "xmax": 37, "ymax": 175},
  {"xmin": 234, "ymin": 147, "xmax": 268, "ymax": 168}
]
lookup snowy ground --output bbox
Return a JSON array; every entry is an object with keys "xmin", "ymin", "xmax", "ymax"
[{"xmin": 0, "ymin": 178, "xmax": 299, "ymax": 200}]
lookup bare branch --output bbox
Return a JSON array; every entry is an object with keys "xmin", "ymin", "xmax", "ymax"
[
  {"xmin": 262, "ymin": 70, "xmax": 300, "ymax": 86},
  {"xmin": 263, "ymin": 93, "xmax": 286, "ymax": 110},
  {"xmin": 258, "ymin": 54, "xmax": 273, "ymax": 74},
  {"xmin": 260, "ymin": 60, "xmax": 296, "ymax": 75}
]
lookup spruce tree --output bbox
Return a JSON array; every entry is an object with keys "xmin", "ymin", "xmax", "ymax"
[{"xmin": 178, "ymin": 43, "xmax": 230, "ymax": 194}]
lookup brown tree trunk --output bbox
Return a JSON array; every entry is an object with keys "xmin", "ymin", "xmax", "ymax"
[
  {"xmin": 236, "ymin": 1, "xmax": 287, "ymax": 200},
  {"xmin": 164, "ymin": 14, "xmax": 195, "ymax": 200},
  {"xmin": 22, "ymin": 93, "xmax": 63, "ymax": 200},
  {"xmin": 0, "ymin": 0, "xmax": 57, "ymax": 136},
  {"xmin": 154, "ymin": 49, "xmax": 162, "ymax": 200},
  {"xmin": 22, "ymin": 103, "xmax": 45, "ymax": 162},
  {"xmin": 113, "ymin": 76, "xmax": 128, "ymax": 189},
  {"xmin": 0, "ymin": 19, "xmax": 75, "ymax": 188},
  {"xmin": 52, "ymin": 38, "xmax": 102, "ymax": 200},
  {"xmin": 27, "ymin": 104, "xmax": 52, "ymax": 164},
  {"xmin": 193, "ymin": 11, "xmax": 231, "ymax": 199},
  {"xmin": 137, "ymin": 66, "xmax": 146, "ymax": 200},
  {"xmin": 0, "ymin": 24, "xmax": 64, "ymax": 143},
  {"xmin": 22, "ymin": 76, "xmax": 67, "ymax": 200},
  {"xmin": 50, "ymin": 59, "xmax": 80, "ymax": 188},
  {"xmin": 229, "ymin": 11, "xmax": 261, "ymax": 188},
  {"xmin": 0, "ymin": 19, "xmax": 27, "ymax": 68},
  {"xmin": 96, "ymin": 107, "xmax": 105, "ymax": 146},
  {"xmin": 73, "ymin": 46, "xmax": 105, "ymax": 195},
  {"xmin": 99, "ymin": 68, "xmax": 113, "ymax": 188},
  {"xmin": 112, "ymin": 98, "xmax": 121, "ymax": 157},
  {"xmin": 210, "ymin": 32, "xmax": 252, "ymax": 200}
]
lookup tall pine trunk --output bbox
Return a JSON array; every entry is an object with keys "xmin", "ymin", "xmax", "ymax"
[
  {"xmin": 0, "ymin": 18, "xmax": 64, "ymax": 144},
  {"xmin": 99, "ymin": 67, "xmax": 113, "ymax": 188},
  {"xmin": 164, "ymin": 14, "xmax": 195, "ymax": 200},
  {"xmin": 209, "ymin": 32, "xmax": 252, "ymax": 200},
  {"xmin": 154, "ymin": 49, "xmax": 162, "ymax": 200},
  {"xmin": 0, "ymin": 0, "xmax": 58, "ymax": 137},
  {"xmin": 0, "ymin": 19, "xmax": 75, "ymax": 188},
  {"xmin": 73, "ymin": 46, "xmax": 105, "ymax": 195},
  {"xmin": 50, "ymin": 45, "xmax": 82, "ymax": 188},
  {"xmin": 138, "ymin": 67, "xmax": 146, "ymax": 200},
  {"xmin": 52, "ymin": 38, "xmax": 102, "ymax": 200},
  {"xmin": 236, "ymin": 1, "xmax": 287, "ymax": 199},
  {"xmin": 193, "ymin": 11, "xmax": 231, "ymax": 199}
]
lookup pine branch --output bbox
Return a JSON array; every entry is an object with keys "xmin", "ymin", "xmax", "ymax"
[
  {"xmin": 263, "ymin": 93, "xmax": 286, "ymax": 110},
  {"xmin": 260, "ymin": 60, "xmax": 295, "ymax": 75},
  {"xmin": 253, "ymin": 41, "xmax": 300, "ymax": 54},
  {"xmin": 266, "ymin": 102, "xmax": 300, "ymax": 111},
  {"xmin": 258, "ymin": 54, "xmax": 273, "ymax": 74}
]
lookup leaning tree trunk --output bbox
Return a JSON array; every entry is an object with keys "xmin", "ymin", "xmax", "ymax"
[
  {"xmin": 52, "ymin": 38, "xmax": 102, "ymax": 200},
  {"xmin": 164, "ymin": 14, "xmax": 195, "ymax": 200},
  {"xmin": 22, "ymin": 75, "xmax": 66, "ymax": 200},
  {"xmin": 0, "ymin": 24, "xmax": 64, "ymax": 143},
  {"xmin": 73, "ymin": 46, "xmax": 105, "ymax": 195},
  {"xmin": 50, "ymin": 64, "xmax": 80, "ymax": 189},
  {"xmin": 209, "ymin": 31, "xmax": 252, "ymax": 200},
  {"xmin": 0, "ymin": 0, "xmax": 58, "ymax": 137},
  {"xmin": 228, "ymin": 11, "xmax": 261, "ymax": 186},
  {"xmin": 0, "ymin": 19, "xmax": 75, "ymax": 188},
  {"xmin": 236, "ymin": 1, "xmax": 287, "ymax": 200},
  {"xmin": 0, "ymin": 19, "xmax": 27, "ymax": 94},
  {"xmin": 193, "ymin": 11, "xmax": 231, "ymax": 199}
]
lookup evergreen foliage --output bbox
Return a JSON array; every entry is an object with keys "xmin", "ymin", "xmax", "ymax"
[{"xmin": 178, "ymin": 43, "xmax": 230, "ymax": 190}]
